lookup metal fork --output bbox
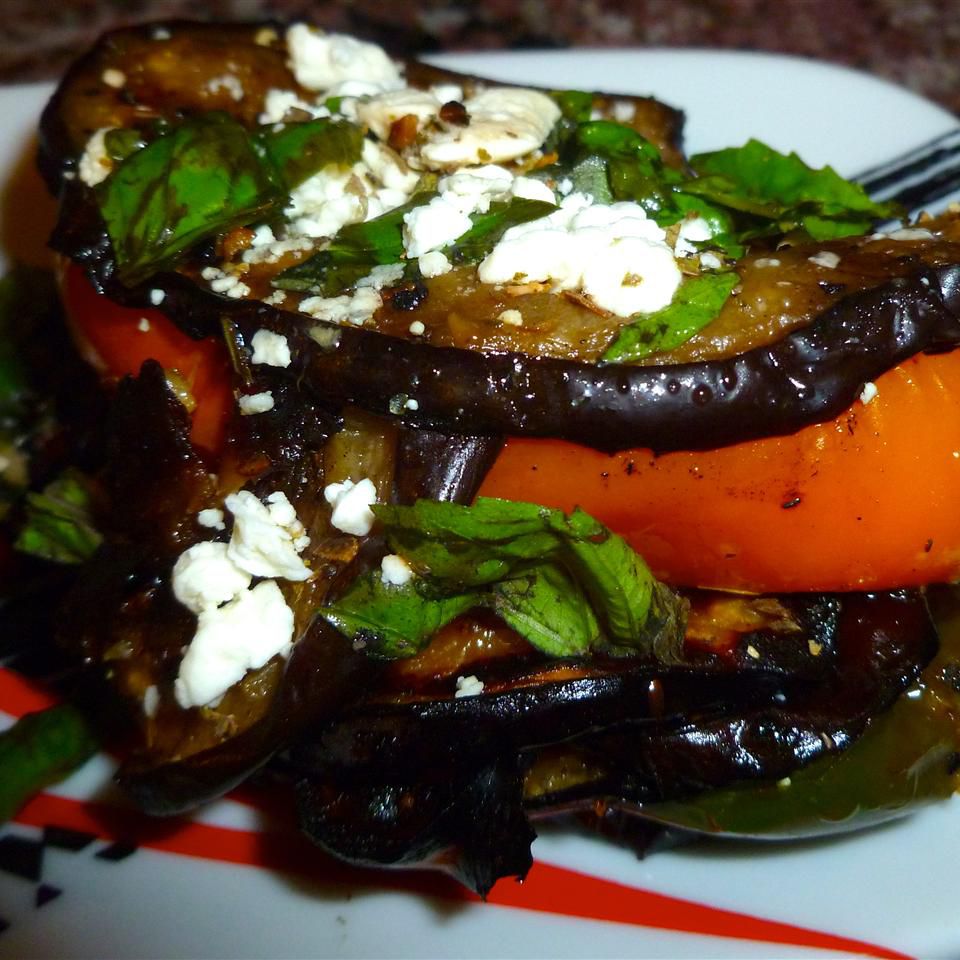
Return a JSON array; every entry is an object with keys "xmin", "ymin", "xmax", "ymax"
[{"xmin": 855, "ymin": 128, "xmax": 960, "ymax": 213}]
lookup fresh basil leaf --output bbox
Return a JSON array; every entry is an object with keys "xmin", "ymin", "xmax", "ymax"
[
  {"xmin": 258, "ymin": 118, "xmax": 363, "ymax": 190},
  {"xmin": 566, "ymin": 154, "xmax": 614, "ymax": 204},
  {"xmin": 323, "ymin": 574, "xmax": 480, "ymax": 658},
  {"xmin": 602, "ymin": 271, "xmax": 739, "ymax": 363},
  {"xmin": 493, "ymin": 563, "xmax": 600, "ymax": 657},
  {"xmin": 324, "ymin": 498, "xmax": 686, "ymax": 661},
  {"xmin": 15, "ymin": 468, "xmax": 102, "ymax": 564},
  {"xmin": 684, "ymin": 139, "xmax": 902, "ymax": 238},
  {"xmin": 551, "ymin": 90, "xmax": 594, "ymax": 124},
  {"xmin": 272, "ymin": 190, "xmax": 436, "ymax": 294},
  {"xmin": 571, "ymin": 121, "xmax": 680, "ymax": 219},
  {"xmin": 99, "ymin": 113, "xmax": 284, "ymax": 286},
  {"xmin": 448, "ymin": 198, "xmax": 557, "ymax": 264},
  {"xmin": 376, "ymin": 497, "xmax": 558, "ymax": 592}
]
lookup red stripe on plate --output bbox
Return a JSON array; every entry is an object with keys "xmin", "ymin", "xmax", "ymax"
[
  {"xmin": 0, "ymin": 666, "xmax": 58, "ymax": 717},
  {"xmin": 13, "ymin": 791, "xmax": 912, "ymax": 960}
]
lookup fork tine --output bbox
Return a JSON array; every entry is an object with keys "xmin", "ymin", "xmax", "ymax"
[
  {"xmin": 880, "ymin": 162, "xmax": 960, "ymax": 213},
  {"xmin": 855, "ymin": 128, "xmax": 960, "ymax": 206}
]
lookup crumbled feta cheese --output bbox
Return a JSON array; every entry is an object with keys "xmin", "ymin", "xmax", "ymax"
[
  {"xmin": 556, "ymin": 177, "xmax": 574, "ymax": 196},
  {"xmin": 299, "ymin": 287, "xmax": 382, "ymax": 326},
  {"xmin": 174, "ymin": 580, "xmax": 295, "ymax": 709},
  {"xmin": 511, "ymin": 176, "xmax": 556, "ymax": 204},
  {"xmin": 250, "ymin": 329, "xmax": 292, "ymax": 367},
  {"xmin": 143, "ymin": 685, "xmax": 159, "ymax": 718},
  {"xmin": 238, "ymin": 391, "xmax": 275, "ymax": 415},
  {"xmin": 809, "ymin": 250, "xmax": 841, "ymax": 269},
  {"xmin": 242, "ymin": 236, "xmax": 314, "ymax": 265},
  {"xmin": 225, "ymin": 490, "xmax": 312, "ymax": 581},
  {"xmin": 102, "ymin": 68, "xmax": 126, "ymax": 89},
  {"xmin": 197, "ymin": 508, "xmax": 226, "ymax": 531},
  {"xmin": 403, "ymin": 164, "xmax": 546, "ymax": 258},
  {"xmin": 137, "ymin": 317, "xmax": 151, "ymax": 333},
  {"xmin": 78, "ymin": 128, "xmax": 114, "ymax": 187},
  {"xmin": 171, "ymin": 489, "xmax": 314, "ymax": 709},
  {"xmin": 403, "ymin": 196, "xmax": 474, "ymax": 257},
  {"xmin": 454, "ymin": 674, "xmax": 485, "ymax": 698},
  {"xmin": 860, "ymin": 381, "xmax": 878, "ymax": 404},
  {"xmin": 282, "ymin": 141, "xmax": 417, "ymax": 243},
  {"xmin": 420, "ymin": 87, "xmax": 561, "ymax": 168},
  {"xmin": 430, "ymin": 83, "xmax": 464, "ymax": 104},
  {"xmin": 172, "ymin": 541, "xmax": 253, "ymax": 615},
  {"xmin": 381, "ymin": 554, "xmax": 415, "ymax": 585},
  {"xmin": 358, "ymin": 263, "xmax": 406, "ymax": 289},
  {"xmin": 498, "ymin": 308, "xmax": 523, "ymax": 326},
  {"xmin": 409, "ymin": 319, "xmax": 426, "ymax": 336},
  {"xmin": 418, "ymin": 250, "xmax": 452, "ymax": 278},
  {"xmin": 357, "ymin": 87, "xmax": 444, "ymax": 140},
  {"xmin": 478, "ymin": 193, "xmax": 681, "ymax": 317},
  {"xmin": 699, "ymin": 251, "xmax": 723, "ymax": 271},
  {"xmin": 674, "ymin": 216, "xmax": 713, "ymax": 257},
  {"xmin": 286, "ymin": 167, "xmax": 366, "ymax": 239},
  {"xmin": 200, "ymin": 266, "xmax": 251, "ymax": 299},
  {"xmin": 250, "ymin": 225, "xmax": 276, "ymax": 247},
  {"xmin": 612, "ymin": 100, "xmax": 636, "ymax": 123},
  {"xmin": 149, "ymin": 288, "xmax": 166, "ymax": 306},
  {"xmin": 286, "ymin": 24, "xmax": 402, "ymax": 92},
  {"xmin": 754, "ymin": 257, "xmax": 781, "ymax": 268},
  {"xmin": 323, "ymin": 477, "xmax": 377, "ymax": 536},
  {"xmin": 259, "ymin": 88, "xmax": 330, "ymax": 124},
  {"xmin": 262, "ymin": 290, "xmax": 288, "ymax": 306},
  {"xmin": 206, "ymin": 74, "xmax": 244, "ymax": 101},
  {"xmin": 439, "ymin": 164, "xmax": 514, "ymax": 204},
  {"xmin": 884, "ymin": 227, "xmax": 934, "ymax": 241},
  {"xmin": 361, "ymin": 139, "xmax": 419, "ymax": 194}
]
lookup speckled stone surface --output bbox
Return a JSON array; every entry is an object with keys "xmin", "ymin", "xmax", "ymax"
[{"xmin": 2, "ymin": 0, "xmax": 959, "ymax": 117}]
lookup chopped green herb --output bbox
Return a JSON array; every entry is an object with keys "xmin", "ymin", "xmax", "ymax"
[
  {"xmin": 684, "ymin": 139, "xmax": 902, "ymax": 242},
  {"xmin": 448, "ymin": 197, "xmax": 557, "ymax": 264},
  {"xmin": 15, "ymin": 468, "xmax": 102, "ymax": 563},
  {"xmin": 258, "ymin": 118, "xmax": 363, "ymax": 190},
  {"xmin": 99, "ymin": 113, "xmax": 284, "ymax": 286},
  {"xmin": 602, "ymin": 271, "xmax": 740, "ymax": 363},
  {"xmin": 323, "ymin": 497, "xmax": 685, "ymax": 661},
  {"xmin": 273, "ymin": 190, "xmax": 436, "ymax": 295}
]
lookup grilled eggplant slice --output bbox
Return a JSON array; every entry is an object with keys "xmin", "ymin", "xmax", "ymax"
[
  {"xmin": 42, "ymin": 21, "xmax": 960, "ymax": 454},
  {"xmin": 288, "ymin": 590, "xmax": 938, "ymax": 894}
]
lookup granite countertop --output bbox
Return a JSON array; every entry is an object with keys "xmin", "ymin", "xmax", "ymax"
[{"xmin": 1, "ymin": 0, "xmax": 958, "ymax": 116}]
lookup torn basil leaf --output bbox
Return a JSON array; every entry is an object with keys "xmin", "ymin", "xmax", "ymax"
[
  {"xmin": 323, "ymin": 497, "xmax": 686, "ymax": 661},
  {"xmin": 684, "ymin": 139, "xmax": 903, "ymax": 241},
  {"xmin": 99, "ymin": 113, "xmax": 284, "ymax": 286},
  {"xmin": 448, "ymin": 198, "xmax": 557, "ymax": 264},
  {"xmin": 492, "ymin": 563, "xmax": 600, "ymax": 657},
  {"xmin": 15, "ymin": 468, "xmax": 102, "ymax": 564},
  {"xmin": 258, "ymin": 118, "xmax": 363, "ymax": 190},
  {"xmin": 323, "ymin": 574, "xmax": 480, "ymax": 659},
  {"xmin": 602, "ymin": 271, "xmax": 739, "ymax": 363},
  {"xmin": 272, "ymin": 190, "xmax": 435, "ymax": 295}
]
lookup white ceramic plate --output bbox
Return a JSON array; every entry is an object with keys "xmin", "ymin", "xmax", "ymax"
[{"xmin": 2, "ymin": 50, "xmax": 960, "ymax": 960}]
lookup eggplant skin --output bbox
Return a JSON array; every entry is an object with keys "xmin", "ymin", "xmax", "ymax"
[
  {"xmin": 258, "ymin": 263, "xmax": 960, "ymax": 454},
  {"xmin": 289, "ymin": 590, "xmax": 935, "ymax": 894}
]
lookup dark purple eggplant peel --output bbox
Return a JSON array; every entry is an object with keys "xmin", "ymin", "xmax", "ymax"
[{"xmin": 36, "ymin": 19, "xmax": 960, "ymax": 897}]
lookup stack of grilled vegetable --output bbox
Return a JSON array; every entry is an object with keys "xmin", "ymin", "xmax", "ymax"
[{"xmin": 8, "ymin": 19, "xmax": 960, "ymax": 895}]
